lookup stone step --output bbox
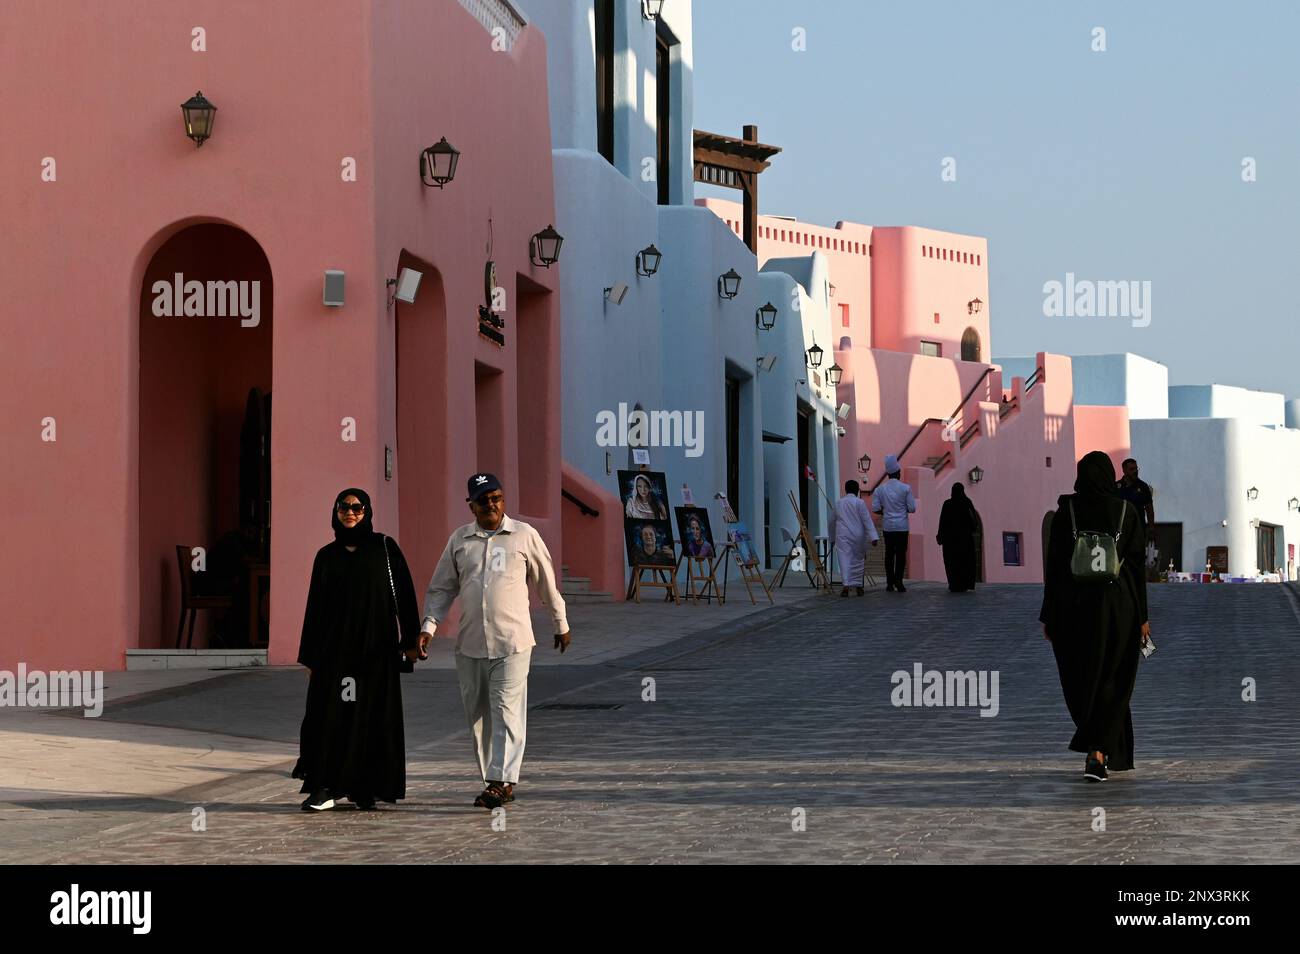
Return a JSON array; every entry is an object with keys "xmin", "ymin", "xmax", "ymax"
[
  {"xmin": 560, "ymin": 578, "xmax": 592, "ymax": 593},
  {"xmin": 560, "ymin": 591, "xmax": 614, "ymax": 603}
]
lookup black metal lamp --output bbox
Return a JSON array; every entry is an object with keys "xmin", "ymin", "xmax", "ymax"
[
  {"xmin": 755, "ymin": 301, "xmax": 777, "ymax": 331},
  {"xmin": 180, "ymin": 91, "xmax": 217, "ymax": 147},
  {"xmin": 968, "ymin": 297, "xmax": 983, "ymax": 315},
  {"xmin": 420, "ymin": 137, "xmax": 460, "ymax": 188},
  {"xmin": 635, "ymin": 244, "xmax": 661, "ymax": 277},
  {"xmin": 642, "ymin": 0, "xmax": 665, "ymax": 19},
  {"xmin": 857, "ymin": 454, "xmax": 871, "ymax": 474},
  {"xmin": 530, "ymin": 225, "xmax": 564, "ymax": 268},
  {"xmin": 717, "ymin": 268, "xmax": 741, "ymax": 299},
  {"xmin": 806, "ymin": 336, "xmax": 824, "ymax": 369},
  {"xmin": 968, "ymin": 465, "xmax": 984, "ymax": 484},
  {"xmin": 1247, "ymin": 486, "xmax": 1259, "ymax": 500},
  {"xmin": 1289, "ymin": 497, "xmax": 1299, "ymax": 511},
  {"xmin": 826, "ymin": 363, "xmax": 843, "ymax": 386}
]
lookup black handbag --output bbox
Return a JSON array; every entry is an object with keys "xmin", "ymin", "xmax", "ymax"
[{"xmin": 382, "ymin": 535, "xmax": 414, "ymax": 673}]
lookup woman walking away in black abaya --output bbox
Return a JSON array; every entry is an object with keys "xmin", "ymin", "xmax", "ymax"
[
  {"xmin": 294, "ymin": 488, "xmax": 421, "ymax": 811},
  {"xmin": 1040, "ymin": 452, "xmax": 1151, "ymax": 782},
  {"xmin": 937, "ymin": 482, "xmax": 979, "ymax": 592}
]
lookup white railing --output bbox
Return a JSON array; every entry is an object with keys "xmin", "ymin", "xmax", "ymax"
[{"xmin": 458, "ymin": 0, "xmax": 527, "ymax": 46}]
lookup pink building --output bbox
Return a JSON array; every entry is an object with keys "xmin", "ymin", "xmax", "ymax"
[
  {"xmin": 700, "ymin": 198, "xmax": 1129, "ymax": 582},
  {"xmin": 2, "ymin": 0, "xmax": 562, "ymax": 671}
]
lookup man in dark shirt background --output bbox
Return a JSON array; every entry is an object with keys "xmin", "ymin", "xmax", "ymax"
[{"xmin": 1117, "ymin": 457, "xmax": 1155, "ymax": 539}]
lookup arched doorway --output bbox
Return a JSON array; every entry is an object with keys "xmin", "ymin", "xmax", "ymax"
[
  {"xmin": 394, "ymin": 252, "xmax": 448, "ymax": 585},
  {"xmin": 139, "ymin": 223, "xmax": 273, "ymax": 650},
  {"xmin": 1042, "ymin": 509, "xmax": 1055, "ymax": 578},
  {"xmin": 961, "ymin": 327, "xmax": 981, "ymax": 362},
  {"xmin": 972, "ymin": 508, "xmax": 985, "ymax": 582}
]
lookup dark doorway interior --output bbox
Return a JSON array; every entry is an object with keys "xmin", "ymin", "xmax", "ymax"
[
  {"xmin": 1257, "ymin": 522, "xmax": 1278, "ymax": 573},
  {"xmin": 796, "ymin": 407, "xmax": 811, "ymax": 525},
  {"xmin": 725, "ymin": 376, "xmax": 741, "ymax": 519},
  {"xmin": 139, "ymin": 223, "xmax": 272, "ymax": 650}
]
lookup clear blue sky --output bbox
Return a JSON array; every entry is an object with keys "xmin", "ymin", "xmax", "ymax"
[{"xmin": 691, "ymin": 0, "xmax": 1299, "ymax": 398}]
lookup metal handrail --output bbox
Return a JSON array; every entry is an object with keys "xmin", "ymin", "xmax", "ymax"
[
  {"xmin": 867, "ymin": 366, "xmax": 998, "ymax": 492},
  {"xmin": 1024, "ymin": 366, "xmax": 1044, "ymax": 392},
  {"xmin": 959, "ymin": 421, "xmax": 981, "ymax": 448},
  {"xmin": 561, "ymin": 489, "xmax": 600, "ymax": 517}
]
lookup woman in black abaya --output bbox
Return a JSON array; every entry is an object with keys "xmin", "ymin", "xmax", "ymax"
[
  {"xmin": 293, "ymin": 488, "xmax": 420, "ymax": 810},
  {"xmin": 937, "ymin": 482, "xmax": 979, "ymax": 592},
  {"xmin": 1040, "ymin": 452, "xmax": 1151, "ymax": 782}
]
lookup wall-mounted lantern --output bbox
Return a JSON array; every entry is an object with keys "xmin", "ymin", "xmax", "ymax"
[
  {"xmin": 968, "ymin": 465, "xmax": 984, "ymax": 484},
  {"xmin": 420, "ymin": 137, "xmax": 460, "ymax": 188},
  {"xmin": 1247, "ymin": 486, "xmax": 1259, "ymax": 501},
  {"xmin": 635, "ymin": 244, "xmax": 662, "ymax": 277},
  {"xmin": 717, "ymin": 268, "xmax": 741, "ymax": 300},
  {"xmin": 180, "ymin": 91, "xmax": 217, "ymax": 147},
  {"xmin": 968, "ymin": 297, "xmax": 983, "ymax": 315},
  {"xmin": 1289, "ymin": 497, "xmax": 1299, "ymax": 511},
  {"xmin": 805, "ymin": 336, "xmax": 824, "ymax": 369},
  {"xmin": 857, "ymin": 454, "xmax": 872, "ymax": 474},
  {"xmin": 826, "ymin": 363, "xmax": 843, "ymax": 386},
  {"xmin": 755, "ymin": 301, "xmax": 777, "ymax": 331},
  {"xmin": 530, "ymin": 224, "xmax": 564, "ymax": 268},
  {"xmin": 829, "ymin": 283, "xmax": 837, "ymax": 297},
  {"xmin": 642, "ymin": 0, "xmax": 666, "ymax": 20}
]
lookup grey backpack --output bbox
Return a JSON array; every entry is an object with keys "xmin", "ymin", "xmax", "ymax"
[{"xmin": 1067, "ymin": 499, "xmax": 1126, "ymax": 583}]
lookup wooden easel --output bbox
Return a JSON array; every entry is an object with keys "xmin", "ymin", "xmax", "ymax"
[
  {"xmin": 774, "ymin": 528, "xmax": 815, "ymax": 589},
  {"xmin": 678, "ymin": 551, "xmax": 723, "ymax": 604},
  {"xmin": 787, "ymin": 491, "xmax": 832, "ymax": 593},
  {"xmin": 725, "ymin": 540, "xmax": 773, "ymax": 605},
  {"xmin": 628, "ymin": 564, "xmax": 681, "ymax": 604}
]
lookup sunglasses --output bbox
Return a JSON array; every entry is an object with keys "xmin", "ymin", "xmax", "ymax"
[{"xmin": 336, "ymin": 503, "xmax": 366, "ymax": 515}]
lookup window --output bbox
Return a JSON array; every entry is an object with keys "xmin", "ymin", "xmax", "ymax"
[
  {"xmin": 933, "ymin": 312, "xmax": 941, "ymax": 324},
  {"xmin": 595, "ymin": 0, "xmax": 614, "ymax": 164},
  {"xmin": 920, "ymin": 340, "xmax": 941, "ymax": 357},
  {"xmin": 840, "ymin": 303, "xmax": 850, "ymax": 328},
  {"xmin": 976, "ymin": 254, "xmax": 980, "ymax": 265},
  {"xmin": 1002, "ymin": 532, "xmax": 1023, "ymax": 566},
  {"xmin": 655, "ymin": 21, "xmax": 675, "ymax": 205}
]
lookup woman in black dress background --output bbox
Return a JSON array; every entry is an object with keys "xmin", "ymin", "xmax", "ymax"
[
  {"xmin": 294, "ymin": 488, "xmax": 420, "ymax": 810},
  {"xmin": 937, "ymin": 482, "xmax": 978, "ymax": 592},
  {"xmin": 1040, "ymin": 452, "xmax": 1151, "ymax": 782}
]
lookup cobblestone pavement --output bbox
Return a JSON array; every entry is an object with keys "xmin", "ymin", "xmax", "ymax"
[{"xmin": 2, "ymin": 582, "xmax": 1298, "ymax": 864}]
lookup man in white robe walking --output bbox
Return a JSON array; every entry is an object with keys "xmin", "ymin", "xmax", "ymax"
[{"xmin": 830, "ymin": 479, "xmax": 879, "ymax": 597}]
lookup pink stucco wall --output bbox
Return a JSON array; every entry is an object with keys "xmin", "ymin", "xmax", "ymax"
[
  {"xmin": 2, "ymin": 1, "xmax": 560, "ymax": 670},
  {"xmin": 1074, "ymin": 405, "xmax": 1132, "ymax": 478}
]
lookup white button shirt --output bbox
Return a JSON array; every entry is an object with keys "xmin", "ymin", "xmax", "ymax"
[{"xmin": 420, "ymin": 515, "xmax": 568, "ymax": 659}]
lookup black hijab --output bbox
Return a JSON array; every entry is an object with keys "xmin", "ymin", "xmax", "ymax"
[
  {"xmin": 950, "ymin": 481, "xmax": 976, "ymax": 514},
  {"xmin": 332, "ymin": 487, "xmax": 376, "ymax": 545},
  {"xmin": 1074, "ymin": 451, "xmax": 1118, "ymax": 497}
]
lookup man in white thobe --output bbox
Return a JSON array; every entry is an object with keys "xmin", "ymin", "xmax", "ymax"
[
  {"xmin": 407, "ymin": 473, "xmax": 571, "ymax": 810},
  {"xmin": 830, "ymin": 479, "xmax": 879, "ymax": 596}
]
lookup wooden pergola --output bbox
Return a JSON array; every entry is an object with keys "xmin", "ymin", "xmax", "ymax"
[{"xmin": 693, "ymin": 124, "xmax": 781, "ymax": 254}]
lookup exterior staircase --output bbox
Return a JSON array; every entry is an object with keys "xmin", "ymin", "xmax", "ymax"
[{"xmin": 559, "ymin": 565, "xmax": 614, "ymax": 603}]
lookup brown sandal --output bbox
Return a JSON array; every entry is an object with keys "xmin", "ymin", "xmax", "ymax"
[{"xmin": 474, "ymin": 782, "xmax": 515, "ymax": 809}]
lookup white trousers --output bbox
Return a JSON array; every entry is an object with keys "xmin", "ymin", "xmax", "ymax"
[{"xmin": 454, "ymin": 648, "xmax": 532, "ymax": 785}]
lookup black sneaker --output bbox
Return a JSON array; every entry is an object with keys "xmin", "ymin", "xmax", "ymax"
[
  {"xmin": 1084, "ymin": 759, "xmax": 1108, "ymax": 783},
  {"xmin": 352, "ymin": 795, "xmax": 376, "ymax": 811},
  {"xmin": 303, "ymin": 789, "xmax": 337, "ymax": 811},
  {"xmin": 896, "ymin": 584, "xmax": 907, "ymax": 593}
]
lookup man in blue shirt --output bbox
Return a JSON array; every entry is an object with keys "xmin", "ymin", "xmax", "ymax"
[{"xmin": 871, "ymin": 454, "xmax": 917, "ymax": 592}]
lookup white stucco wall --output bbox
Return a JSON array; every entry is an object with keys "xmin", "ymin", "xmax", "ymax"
[
  {"xmin": 1169, "ymin": 384, "xmax": 1285, "ymax": 427},
  {"xmin": 516, "ymin": 0, "xmax": 694, "ymax": 206},
  {"xmin": 1131, "ymin": 417, "xmax": 1300, "ymax": 577}
]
